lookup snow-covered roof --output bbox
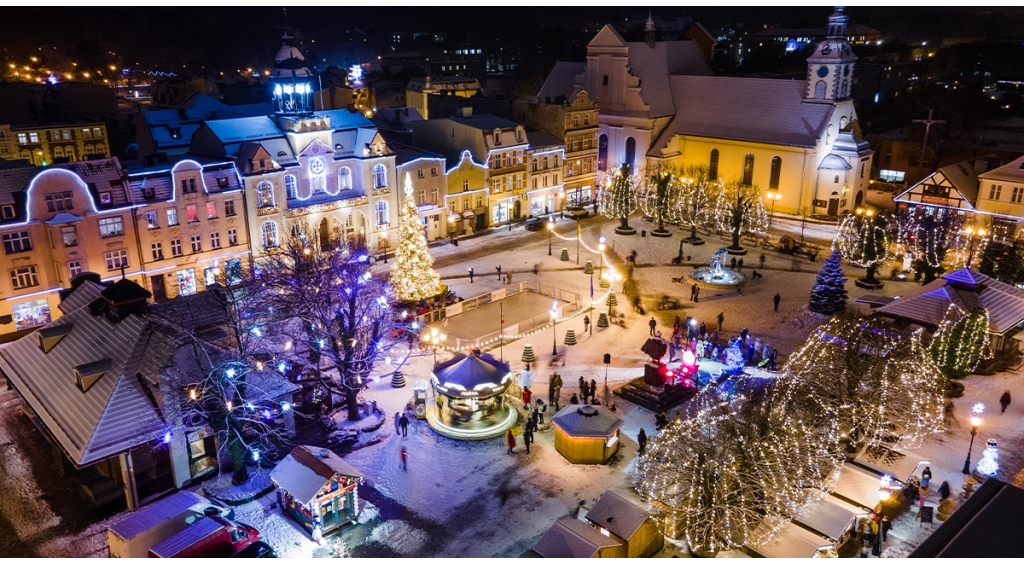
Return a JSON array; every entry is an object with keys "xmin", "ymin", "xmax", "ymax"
[
  {"xmin": 109, "ymin": 490, "xmax": 206, "ymax": 540},
  {"xmin": 650, "ymin": 77, "xmax": 835, "ymax": 153},
  {"xmin": 270, "ymin": 445, "xmax": 365, "ymax": 506},
  {"xmin": 535, "ymin": 61, "xmax": 586, "ymax": 102},
  {"xmin": 586, "ymin": 490, "xmax": 650, "ymax": 540},
  {"xmin": 526, "ymin": 130, "xmax": 563, "ymax": 152},
  {"xmin": 149, "ymin": 516, "xmax": 224, "ymax": 558},
  {"xmin": 203, "ymin": 117, "xmax": 283, "ymax": 144},
  {"xmin": 979, "ymin": 154, "xmax": 1024, "ymax": 184},
  {"xmin": 830, "ymin": 464, "xmax": 886, "ymax": 510},
  {"xmin": 0, "ymin": 157, "xmax": 130, "ymax": 225},
  {"xmin": 818, "ymin": 153, "xmax": 852, "ymax": 170},
  {"xmin": 852, "ymin": 443, "xmax": 927, "ymax": 484},
  {"xmin": 795, "ymin": 498, "xmax": 857, "ymax": 541},
  {"xmin": 624, "ymin": 40, "xmax": 715, "ymax": 118},
  {"xmin": 875, "ymin": 269, "xmax": 1024, "ymax": 334},
  {"xmin": 44, "ymin": 211, "xmax": 84, "ymax": 224},
  {"xmin": 751, "ymin": 521, "xmax": 831, "ymax": 558},
  {"xmin": 551, "ymin": 405, "xmax": 623, "ymax": 438},
  {"xmin": 533, "ymin": 518, "xmax": 621, "ymax": 558}
]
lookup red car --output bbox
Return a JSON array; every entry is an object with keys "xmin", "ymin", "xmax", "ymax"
[{"xmin": 148, "ymin": 516, "xmax": 259, "ymax": 558}]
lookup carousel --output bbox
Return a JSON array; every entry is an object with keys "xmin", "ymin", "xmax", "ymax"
[{"xmin": 426, "ymin": 351, "xmax": 518, "ymax": 440}]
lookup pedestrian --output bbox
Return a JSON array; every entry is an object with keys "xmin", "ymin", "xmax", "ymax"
[
  {"xmin": 536, "ymin": 398, "xmax": 545, "ymax": 424},
  {"xmin": 468, "ymin": 267, "xmax": 474, "ymax": 283},
  {"xmin": 590, "ymin": 378, "xmax": 597, "ymax": 403},
  {"xmin": 393, "ymin": 412, "xmax": 402, "ymax": 435},
  {"xmin": 737, "ymin": 258, "xmax": 744, "ymax": 271},
  {"xmin": 649, "ymin": 317, "xmax": 657, "ymax": 336},
  {"xmin": 553, "ymin": 373, "xmax": 562, "ymax": 405},
  {"xmin": 673, "ymin": 316, "xmax": 681, "ymax": 335},
  {"xmin": 740, "ymin": 327, "xmax": 749, "ymax": 345},
  {"xmin": 570, "ymin": 393, "xmax": 580, "ymax": 404},
  {"xmin": 717, "ymin": 311, "xmax": 724, "ymax": 331},
  {"xmin": 759, "ymin": 253, "xmax": 766, "ymax": 269},
  {"xmin": 939, "ymin": 481, "xmax": 951, "ymax": 500},
  {"xmin": 638, "ymin": 428, "xmax": 648, "ymax": 455},
  {"xmin": 506, "ymin": 271, "xmax": 512, "ymax": 285},
  {"xmin": 669, "ymin": 336, "xmax": 677, "ymax": 362},
  {"xmin": 730, "ymin": 257, "xmax": 737, "ymax": 269},
  {"xmin": 399, "ymin": 413, "xmax": 409, "ymax": 437},
  {"xmin": 769, "ymin": 348, "xmax": 778, "ymax": 371},
  {"xmin": 579, "ymin": 375, "xmax": 586, "ymax": 396},
  {"xmin": 523, "ymin": 426, "xmax": 534, "ymax": 454},
  {"xmin": 400, "ymin": 446, "xmax": 408, "ymax": 470},
  {"xmin": 522, "ymin": 386, "xmax": 532, "ymax": 407},
  {"xmin": 655, "ymin": 412, "xmax": 667, "ymax": 429},
  {"xmin": 584, "ymin": 315, "xmax": 591, "ymax": 333},
  {"xmin": 547, "ymin": 374, "xmax": 555, "ymax": 404},
  {"xmin": 699, "ymin": 322, "xmax": 707, "ymax": 339},
  {"xmin": 496, "ymin": 264, "xmax": 502, "ymax": 281},
  {"xmin": 694, "ymin": 285, "xmax": 700, "ymax": 303},
  {"xmin": 1000, "ymin": 390, "xmax": 1012, "ymax": 414},
  {"xmin": 773, "ymin": 292, "xmax": 781, "ymax": 312},
  {"xmin": 921, "ymin": 466, "xmax": 933, "ymax": 488},
  {"xmin": 506, "ymin": 429, "xmax": 516, "ymax": 454},
  {"xmin": 690, "ymin": 283, "xmax": 697, "ymax": 302},
  {"xmin": 581, "ymin": 380, "xmax": 590, "ymax": 403}
]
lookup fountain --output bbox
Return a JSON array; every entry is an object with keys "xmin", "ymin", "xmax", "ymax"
[{"xmin": 688, "ymin": 248, "xmax": 747, "ymax": 291}]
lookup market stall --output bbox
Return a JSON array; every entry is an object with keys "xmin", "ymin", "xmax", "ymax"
[
  {"xmin": 427, "ymin": 351, "xmax": 516, "ymax": 440},
  {"xmin": 748, "ymin": 521, "xmax": 834, "ymax": 558},
  {"xmin": 831, "ymin": 464, "xmax": 891, "ymax": 511},
  {"xmin": 852, "ymin": 443, "xmax": 929, "ymax": 485},
  {"xmin": 551, "ymin": 405, "xmax": 623, "ymax": 464},
  {"xmin": 795, "ymin": 497, "xmax": 862, "ymax": 547},
  {"xmin": 270, "ymin": 445, "xmax": 365, "ymax": 537}
]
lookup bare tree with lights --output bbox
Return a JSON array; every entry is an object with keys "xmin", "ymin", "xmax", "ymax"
[
  {"xmin": 833, "ymin": 207, "xmax": 894, "ymax": 287},
  {"xmin": 674, "ymin": 165, "xmax": 719, "ymax": 244},
  {"xmin": 897, "ymin": 206, "xmax": 965, "ymax": 283},
  {"xmin": 715, "ymin": 181, "xmax": 768, "ymax": 253},
  {"xmin": 633, "ymin": 387, "xmax": 841, "ymax": 556},
  {"xmin": 637, "ymin": 168, "xmax": 680, "ymax": 238},
  {"xmin": 778, "ymin": 316, "xmax": 947, "ymax": 451},
  {"xmin": 598, "ymin": 163, "xmax": 640, "ymax": 235}
]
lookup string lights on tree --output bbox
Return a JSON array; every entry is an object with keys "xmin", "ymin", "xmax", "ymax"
[
  {"xmin": 674, "ymin": 165, "xmax": 719, "ymax": 244},
  {"xmin": 390, "ymin": 172, "xmax": 443, "ymax": 301},
  {"xmin": 833, "ymin": 207, "xmax": 894, "ymax": 287},
  {"xmin": 930, "ymin": 304, "xmax": 991, "ymax": 380},
  {"xmin": 637, "ymin": 169, "xmax": 681, "ymax": 238},
  {"xmin": 714, "ymin": 181, "xmax": 768, "ymax": 253},
  {"xmin": 598, "ymin": 163, "xmax": 639, "ymax": 235},
  {"xmin": 897, "ymin": 207, "xmax": 965, "ymax": 283}
]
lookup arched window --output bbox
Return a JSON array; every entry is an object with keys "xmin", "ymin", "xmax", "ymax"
[
  {"xmin": 742, "ymin": 153, "xmax": 755, "ymax": 186},
  {"xmin": 598, "ymin": 134, "xmax": 608, "ymax": 171},
  {"xmin": 338, "ymin": 167, "xmax": 352, "ymax": 190},
  {"xmin": 624, "ymin": 137, "xmax": 636, "ymax": 168},
  {"xmin": 375, "ymin": 200, "xmax": 389, "ymax": 226},
  {"xmin": 65, "ymin": 146, "xmax": 75, "ymax": 160},
  {"xmin": 532, "ymin": 159, "xmax": 538, "ymax": 172},
  {"xmin": 53, "ymin": 146, "xmax": 63, "ymax": 158},
  {"xmin": 256, "ymin": 181, "xmax": 275, "ymax": 208},
  {"xmin": 261, "ymin": 221, "xmax": 279, "ymax": 249},
  {"xmin": 769, "ymin": 157, "xmax": 782, "ymax": 190},
  {"xmin": 543, "ymin": 157, "xmax": 549, "ymax": 169},
  {"xmin": 373, "ymin": 164, "xmax": 387, "ymax": 189},
  {"xmin": 814, "ymin": 80, "xmax": 827, "ymax": 99},
  {"xmin": 840, "ymin": 80, "xmax": 849, "ymax": 98},
  {"xmin": 284, "ymin": 175, "xmax": 297, "ymax": 199},
  {"xmin": 709, "ymin": 149, "xmax": 720, "ymax": 180},
  {"xmin": 583, "ymin": 114, "xmax": 590, "ymax": 125}
]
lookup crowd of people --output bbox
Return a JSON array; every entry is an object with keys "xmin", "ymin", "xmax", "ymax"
[{"xmin": 659, "ymin": 315, "xmax": 779, "ymax": 372}]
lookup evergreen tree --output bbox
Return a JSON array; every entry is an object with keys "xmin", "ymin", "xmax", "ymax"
[
  {"xmin": 930, "ymin": 305, "xmax": 991, "ymax": 380},
  {"xmin": 390, "ymin": 173, "xmax": 443, "ymax": 301},
  {"xmin": 598, "ymin": 164, "xmax": 638, "ymax": 235},
  {"xmin": 809, "ymin": 251, "xmax": 849, "ymax": 314}
]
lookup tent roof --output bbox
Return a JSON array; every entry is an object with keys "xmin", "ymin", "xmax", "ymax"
[
  {"xmin": 852, "ymin": 443, "xmax": 927, "ymax": 484},
  {"xmin": 830, "ymin": 465, "xmax": 886, "ymax": 511},
  {"xmin": 433, "ymin": 352, "xmax": 509, "ymax": 391},
  {"xmin": 795, "ymin": 498, "xmax": 857, "ymax": 541},
  {"xmin": 551, "ymin": 405, "xmax": 623, "ymax": 438},
  {"xmin": 751, "ymin": 521, "xmax": 831, "ymax": 559}
]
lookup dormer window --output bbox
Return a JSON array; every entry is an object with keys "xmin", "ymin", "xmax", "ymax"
[
  {"xmin": 74, "ymin": 358, "xmax": 112, "ymax": 392},
  {"xmin": 1, "ymin": 204, "xmax": 14, "ymax": 219},
  {"xmin": 37, "ymin": 322, "xmax": 73, "ymax": 353},
  {"xmin": 493, "ymin": 130, "xmax": 501, "ymax": 145},
  {"xmin": 169, "ymin": 128, "xmax": 181, "ymax": 139},
  {"xmin": 217, "ymin": 176, "xmax": 229, "ymax": 188}
]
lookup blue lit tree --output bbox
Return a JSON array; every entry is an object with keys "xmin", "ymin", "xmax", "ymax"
[{"xmin": 809, "ymin": 251, "xmax": 848, "ymax": 315}]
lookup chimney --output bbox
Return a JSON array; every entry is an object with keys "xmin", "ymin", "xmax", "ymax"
[
  {"xmin": 90, "ymin": 279, "xmax": 152, "ymax": 323},
  {"xmin": 176, "ymin": 108, "xmax": 187, "ymax": 120},
  {"xmin": 457, "ymin": 107, "xmax": 473, "ymax": 119}
]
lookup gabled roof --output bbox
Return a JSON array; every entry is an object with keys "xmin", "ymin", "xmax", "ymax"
[
  {"xmin": 526, "ymin": 130, "xmax": 563, "ymax": 151},
  {"xmin": 588, "ymin": 25, "xmax": 628, "ymax": 48},
  {"xmin": 650, "ymin": 76, "xmax": 834, "ymax": 153},
  {"xmin": 979, "ymin": 153, "xmax": 1024, "ymax": 184},
  {"xmin": 0, "ymin": 157, "xmax": 130, "ymax": 225},
  {"xmin": 586, "ymin": 490, "xmax": 650, "ymax": 540},
  {"xmin": 449, "ymin": 114, "xmax": 522, "ymax": 132},
  {"xmin": 624, "ymin": 40, "xmax": 715, "ymax": 118},
  {"xmin": 127, "ymin": 160, "xmax": 241, "ymax": 203},
  {"xmin": 270, "ymin": 445, "xmax": 364, "ymax": 506},
  {"xmin": 893, "ymin": 157, "xmax": 1002, "ymax": 212},
  {"xmin": 551, "ymin": 405, "xmax": 623, "ymax": 438},
  {"xmin": 535, "ymin": 61, "xmax": 587, "ymax": 102},
  {"xmin": 203, "ymin": 117, "xmax": 283, "ymax": 144},
  {"xmin": 533, "ymin": 518, "xmax": 622, "ymax": 558}
]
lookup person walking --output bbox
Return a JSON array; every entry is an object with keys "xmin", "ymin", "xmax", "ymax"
[
  {"xmin": 939, "ymin": 481, "xmax": 951, "ymax": 500},
  {"xmin": 759, "ymin": 253, "xmax": 766, "ymax": 269},
  {"xmin": 1000, "ymin": 390, "xmax": 1012, "ymax": 413},
  {"xmin": 394, "ymin": 412, "xmax": 401, "ymax": 436},
  {"xmin": 553, "ymin": 373, "xmax": 562, "ymax": 409},
  {"xmin": 496, "ymin": 264, "xmax": 502, "ymax": 281},
  {"xmin": 583, "ymin": 315, "xmax": 590, "ymax": 333},
  {"xmin": 690, "ymin": 283, "xmax": 698, "ymax": 302},
  {"xmin": 737, "ymin": 258, "xmax": 744, "ymax": 271},
  {"xmin": 399, "ymin": 413, "xmax": 409, "ymax": 437},
  {"xmin": 581, "ymin": 380, "xmax": 590, "ymax": 404},
  {"xmin": 506, "ymin": 271, "xmax": 513, "ymax": 285},
  {"xmin": 730, "ymin": 257, "xmax": 737, "ymax": 269},
  {"xmin": 699, "ymin": 322, "xmax": 707, "ymax": 339},
  {"xmin": 638, "ymin": 428, "xmax": 648, "ymax": 456},
  {"xmin": 649, "ymin": 317, "xmax": 657, "ymax": 336},
  {"xmin": 523, "ymin": 426, "xmax": 534, "ymax": 454},
  {"xmin": 506, "ymin": 429, "xmax": 516, "ymax": 454},
  {"xmin": 673, "ymin": 316, "xmax": 681, "ymax": 336},
  {"xmin": 468, "ymin": 267, "xmax": 474, "ymax": 283},
  {"xmin": 535, "ymin": 398, "xmax": 545, "ymax": 424},
  {"xmin": 578, "ymin": 375, "xmax": 586, "ymax": 396},
  {"xmin": 717, "ymin": 311, "xmax": 724, "ymax": 331},
  {"xmin": 773, "ymin": 292, "xmax": 781, "ymax": 312},
  {"xmin": 400, "ymin": 446, "xmax": 408, "ymax": 471},
  {"xmin": 522, "ymin": 386, "xmax": 532, "ymax": 407},
  {"xmin": 693, "ymin": 285, "xmax": 700, "ymax": 303},
  {"xmin": 590, "ymin": 378, "xmax": 597, "ymax": 403}
]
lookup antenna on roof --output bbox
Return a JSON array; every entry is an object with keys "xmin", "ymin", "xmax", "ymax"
[
  {"xmin": 120, "ymin": 263, "xmax": 126, "ymax": 281},
  {"xmin": 318, "ymin": 74, "xmax": 324, "ymax": 111}
]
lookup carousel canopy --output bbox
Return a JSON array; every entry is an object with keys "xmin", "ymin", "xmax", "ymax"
[
  {"xmin": 552, "ymin": 405, "xmax": 624, "ymax": 438},
  {"xmin": 270, "ymin": 445, "xmax": 365, "ymax": 506},
  {"xmin": 433, "ymin": 352, "xmax": 510, "ymax": 392}
]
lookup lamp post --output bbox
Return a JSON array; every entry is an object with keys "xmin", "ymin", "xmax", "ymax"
[
  {"xmin": 576, "ymin": 215, "xmax": 581, "ymax": 265},
  {"xmin": 549, "ymin": 301, "xmax": 559, "ymax": 356},
  {"xmin": 874, "ymin": 475, "xmax": 893, "ymax": 556},
  {"xmin": 964, "ymin": 226, "xmax": 987, "ymax": 268},
  {"xmin": 547, "ymin": 217, "xmax": 555, "ymax": 256},
  {"xmin": 381, "ymin": 238, "xmax": 389, "ymax": 263},
  {"xmin": 766, "ymin": 190, "xmax": 781, "ymax": 227},
  {"xmin": 448, "ymin": 214, "xmax": 456, "ymax": 245},
  {"xmin": 598, "ymin": 236, "xmax": 606, "ymax": 279},
  {"xmin": 426, "ymin": 327, "xmax": 447, "ymax": 365},
  {"xmin": 962, "ymin": 403, "xmax": 984, "ymax": 474}
]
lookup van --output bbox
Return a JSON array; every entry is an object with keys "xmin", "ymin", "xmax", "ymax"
[
  {"xmin": 107, "ymin": 491, "xmax": 234, "ymax": 558},
  {"xmin": 148, "ymin": 516, "xmax": 259, "ymax": 558}
]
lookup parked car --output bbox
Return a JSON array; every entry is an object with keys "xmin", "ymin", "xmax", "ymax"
[
  {"xmin": 148, "ymin": 516, "xmax": 259, "ymax": 558},
  {"xmin": 563, "ymin": 206, "xmax": 589, "ymax": 219},
  {"xmin": 232, "ymin": 541, "xmax": 279, "ymax": 558},
  {"xmin": 524, "ymin": 217, "xmax": 547, "ymax": 231},
  {"xmin": 107, "ymin": 491, "xmax": 234, "ymax": 558}
]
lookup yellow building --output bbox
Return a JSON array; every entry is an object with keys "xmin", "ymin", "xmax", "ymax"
[
  {"xmin": 443, "ymin": 150, "xmax": 490, "ymax": 235},
  {"xmin": 405, "ymin": 76, "xmax": 480, "ymax": 120},
  {"xmin": 0, "ymin": 158, "xmax": 140, "ymax": 338},
  {"xmin": 128, "ymin": 159, "xmax": 250, "ymax": 301},
  {"xmin": 5, "ymin": 122, "xmax": 110, "ymax": 165}
]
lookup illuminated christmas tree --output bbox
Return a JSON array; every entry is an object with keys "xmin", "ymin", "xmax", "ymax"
[
  {"xmin": 809, "ymin": 251, "xmax": 848, "ymax": 314},
  {"xmin": 833, "ymin": 207, "xmax": 892, "ymax": 287},
  {"xmin": 675, "ymin": 165, "xmax": 719, "ymax": 244},
  {"xmin": 930, "ymin": 305, "xmax": 990, "ymax": 380},
  {"xmin": 598, "ymin": 164, "xmax": 639, "ymax": 235},
  {"xmin": 637, "ymin": 170, "xmax": 680, "ymax": 237},
  {"xmin": 389, "ymin": 173, "xmax": 443, "ymax": 301},
  {"xmin": 715, "ymin": 182, "xmax": 768, "ymax": 252},
  {"xmin": 897, "ymin": 207, "xmax": 964, "ymax": 283}
]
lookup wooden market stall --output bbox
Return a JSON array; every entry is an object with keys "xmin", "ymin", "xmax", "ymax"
[
  {"xmin": 585, "ymin": 490, "xmax": 664, "ymax": 558},
  {"xmin": 270, "ymin": 445, "xmax": 365, "ymax": 537},
  {"xmin": 551, "ymin": 405, "xmax": 624, "ymax": 464}
]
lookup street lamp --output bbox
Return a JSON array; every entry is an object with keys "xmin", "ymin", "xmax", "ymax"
[
  {"xmin": 766, "ymin": 190, "xmax": 781, "ymax": 227},
  {"xmin": 962, "ymin": 403, "xmax": 984, "ymax": 474},
  {"xmin": 425, "ymin": 327, "xmax": 447, "ymax": 365},
  {"xmin": 448, "ymin": 214, "xmax": 456, "ymax": 245},
  {"xmin": 547, "ymin": 217, "xmax": 555, "ymax": 256},
  {"xmin": 598, "ymin": 237, "xmax": 606, "ymax": 280},
  {"xmin": 964, "ymin": 226, "xmax": 988, "ymax": 268},
  {"xmin": 877, "ymin": 475, "xmax": 893, "ymax": 502},
  {"xmin": 549, "ymin": 300, "xmax": 559, "ymax": 356}
]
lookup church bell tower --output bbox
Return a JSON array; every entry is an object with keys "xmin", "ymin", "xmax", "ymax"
[{"xmin": 804, "ymin": 7, "xmax": 858, "ymax": 103}]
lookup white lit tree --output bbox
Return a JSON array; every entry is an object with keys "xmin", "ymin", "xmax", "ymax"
[
  {"xmin": 897, "ymin": 207, "xmax": 965, "ymax": 283},
  {"xmin": 715, "ymin": 181, "xmax": 768, "ymax": 252},
  {"xmin": 389, "ymin": 173, "xmax": 443, "ymax": 302},
  {"xmin": 599, "ymin": 163, "xmax": 639, "ymax": 235},
  {"xmin": 930, "ymin": 304, "xmax": 991, "ymax": 380},
  {"xmin": 637, "ymin": 169, "xmax": 681, "ymax": 237},
  {"xmin": 833, "ymin": 208, "xmax": 893, "ymax": 286},
  {"xmin": 675, "ymin": 165, "xmax": 719, "ymax": 244}
]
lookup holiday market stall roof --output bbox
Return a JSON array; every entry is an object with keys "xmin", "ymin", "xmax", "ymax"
[
  {"xmin": 795, "ymin": 498, "xmax": 859, "ymax": 542},
  {"xmin": 270, "ymin": 445, "xmax": 365, "ymax": 506},
  {"xmin": 532, "ymin": 518, "xmax": 624, "ymax": 558},
  {"xmin": 551, "ymin": 405, "xmax": 623, "ymax": 438},
  {"xmin": 851, "ymin": 443, "xmax": 928, "ymax": 485},
  {"xmin": 586, "ymin": 490, "xmax": 650, "ymax": 541},
  {"xmin": 749, "ymin": 520, "xmax": 832, "ymax": 558},
  {"xmin": 864, "ymin": 269, "xmax": 1024, "ymax": 335},
  {"xmin": 432, "ymin": 352, "xmax": 510, "ymax": 396},
  {"xmin": 830, "ymin": 464, "xmax": 887, "ymax": 511}
]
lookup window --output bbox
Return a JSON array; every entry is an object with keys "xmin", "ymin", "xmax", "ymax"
[
  {"xmin": 284, "ymin": 175, "xmax": 297, "ymax": 200},
  {"xmin": 573, "ymin": 115, "xmax": 580, "ymax": 126},
  {"xmin": 211, "ymin": 232, "xmax": 221, "ymax": 249},
  {"xmin": 416, "ymin": 190, "xmax": 425, "ymax": 206},
  {"xmin": 376, "ymin": 201, "xmax": 389, "ymax": 226},
  {"xmin": 44, "ymin": 191, "xmax": 74, "ymax": 212},
  {"xmin": 462, "ymin": 180, "xmax": 469, "ymax": 191},
  {"xmin": 878, "ymin": 169, "xmax": 905, "ymax": 183},
  {"xmin": 225, "ymin": 199, "xmax": 236, "ymax": 217},
  {"xmin": 431, "ymin": 167, "xmax": 438, "ymax": 177},
  {"xmin": 584, "ymin": 114, "xmax": 590, "ymax": 125},
  {"xmin": 431, "ymin": 188, "xmax": 439, "ymax": 203},
  {"xmin": 151, "ymin": 242, "xmax": 164, "ymax": 260},
  {"xmin": 98, "ymin": 216, "xmax": 124, "ymax": 238},
  {"xmin": 206, "ymin": 202, "xmax": 218, "ymax": 219},
  {"xmin": 68, "ymin": 260, "xmax": 82, "ymax": 277},
  {"xmin": 742, "ymin": 153, "xmax": 755, "ymax": 186},
  {"xmin": 104, "ymin": 249, "xmax": 128, "ymax": 271},
  {"xmin": 506, "ymin": 177, "xmax": 512, "ymax": 191},
  {"xmin": 190, "ymin": 235, "xmax": 202, "ymax": 253},
  {"xmin": 61, "ymin": 225, "xmax": 77, "ymax": 247},
  {"xmin": 624, "ymin": 137, "xmax": 636, "ymax": 169},
  {"xmin": 3, "ymin": 231, "xmax": 31, "ymax": 254},
  {"xmin": 62, "ymin": 129, "xmax": 70, "ymax": 140},
  {"xmin": 492, "ymin": 178, "xmax": 500, "ymax": 192},
  {"xmin": 187, "ymin": 205, "xmax": 199, "ymax": 223},
  {"xmin": 181, "ymin": 178, "xmax": 197, "ymax": 194},
  {"xmin": 261, "ymin": 221, "xmax": 279, "ymax": 248},
  {"xmin": 145, "ymin": 211, "xmax": 159, "ymax": 229},
  {"xmin": 177, "ymin": 269, "xmax": 197, "ymax": 296},
  {"xmin": 989, "ymin": 184, "xmax": 1003, "ymax": 201},
  {"xmin": 204, "ymin": 266, "xmax": 218, "ymax": 288},
  {"xmin": 166, "ymin": 208, "xmax": 179, "ymax": 226},
  {"xmin": 53, "ymin": 146, "xmax": 63, "ymax": 158},
  {"xmin": 10, "ymin": 266, "xmax": 39, "ymax": 289},
  {"xmin": 373, "ymin": 164, "xmax": 388, "ymax": 188},
  {"xmin": 16, "ymin": 133, "xmax": 26, "ymax": 144},
  {"xmin": 338, "ymin": 168, "xmax": 351, "ymax": 190},
  {"xmin": 228, "ymin": 228, "xmax": 238, "ymax": 246},
  {"xmin": 1, "ymin": 205, "xmax": 13, "ymax": 219},
  {"xmin": 769, "ymin": 157, "xmax": 782, "ymax": 190},
  {"xmin": 602, "ymin": 75, "xmax": 609, "ymax": 86},
  {"xmin": 598, "ymin": 134, "xmax": 608, "ymax": 171},
  {"xmin": 709, "ymin": 149, "xmax": 721, "ymax": 180},
  {"xmin": 1013, "ymin": 187, "xmax": 1024, "ymax": 204},
  {"xmin": 417, "ymin": 169, "xmax": 425, "ymax": 179},
  {"xmin": 532, "ymin": 178, "xmax": 538, "ymax": 190},
  {"xmin": 29, "ymin": 132, "xmax": 39, "ymax": 143},
  {"xmin": 257, "ymin": 181, "xmax": 275, "ymax": 208},
  {"xmin": 171, "ymin": 239, "xmax": 182, "ymax": 257}
]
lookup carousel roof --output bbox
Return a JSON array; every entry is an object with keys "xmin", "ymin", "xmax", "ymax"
[
  {"xmin": 432, "ymin": 352, "xmax": 510, "ymax": 392},
  {"xmin": 551, "ymin": 405, "xmax": 624, "ymax": 438}
]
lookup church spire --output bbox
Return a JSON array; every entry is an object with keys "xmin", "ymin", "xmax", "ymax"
[
  {"xmin": 645, "ymin": 10, "xmax": 656, "ymax": 47},
  {"xmin": 805, "ymin": 6, "xmax": 857, "ymax": 102},
  {"xmin": 827, "ymin": 6, "xmax": 849, "ymax": 38}
]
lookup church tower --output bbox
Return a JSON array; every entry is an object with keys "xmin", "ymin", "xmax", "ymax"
[
  {"xmin": 270, "ymin": 33, "xmax": 314, "ymax": 115},
  {"xmin": 804, "ymin": 7, "xmax": 857, "ymax": 103},
  {"xmin": 645, "ymin": 11, "xmax": 656, "ymax": 48}
]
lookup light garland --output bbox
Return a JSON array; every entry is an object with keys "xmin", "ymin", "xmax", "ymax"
[
  {"xmin": 675, "ymin": 167, "xmax": 720, "ymax": 241},
  {"xmin": 896, "ymin": 207, "xmax": 965, "ymax": 270},
  {"xmin": 833, "ymin": 209, "xmax": 894, "ymax": 283},
  {"xmin": 930, "ymin": 303, "xmax": 991, "ymax": 379}
]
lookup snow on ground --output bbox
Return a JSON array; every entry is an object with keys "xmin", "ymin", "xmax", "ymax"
[
  {"xmin": 231, "ymin": 487, "xmax": 319, "ymax": 559},
  {"xmin": 202, "ymin": 469, "xmax": 275, "ymax": 504}
]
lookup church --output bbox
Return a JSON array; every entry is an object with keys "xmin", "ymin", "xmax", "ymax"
[{"xmin": 541, "ymin": 8, "xmax": 873, "ymax": 217}]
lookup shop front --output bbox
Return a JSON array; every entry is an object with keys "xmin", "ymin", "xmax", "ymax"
[
  {"xmin": 11, "ymin": 297, "xmax": 52, "ymax": 330},
  {"xmin": 566, "ymin": 184, "xmax": 592, "ymax": 208},
  {"xmin": 271, "ymin": 445, "xmax": 365, "ymax": 537}
]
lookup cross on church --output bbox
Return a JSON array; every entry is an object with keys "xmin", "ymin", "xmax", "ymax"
[{"xmin": 912, "ymin": 110, "xmax": 946, "ymax": 176}]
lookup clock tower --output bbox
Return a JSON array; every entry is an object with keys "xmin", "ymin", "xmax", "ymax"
[
  {"xmin": 804, "ymin": 7, "xmax": 857, "ymax": 103},
  {"xmin": 270, "ymin": 33, "xmax": 314, "ymax": 115}
]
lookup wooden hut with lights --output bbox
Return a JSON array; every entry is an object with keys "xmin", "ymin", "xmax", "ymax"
[
  {"xmin": 270, "ymin": 445, "xmax": 365, "ymax": 537},
  {"xmin": 551, "ymin": 405, "xmax": 624, "ymax": 464},
  {"xmin": 427, "ymin": 351, "xmax": 516, "ymax": 440},
  {"xmin": 584, "ymin": 490, "xmax": 664, "ymax": 558}
]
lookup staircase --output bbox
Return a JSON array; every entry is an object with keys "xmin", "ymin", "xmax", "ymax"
[{"xmin": 614, "ymin": 378, "xmax": 695, "ymax": 413}]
